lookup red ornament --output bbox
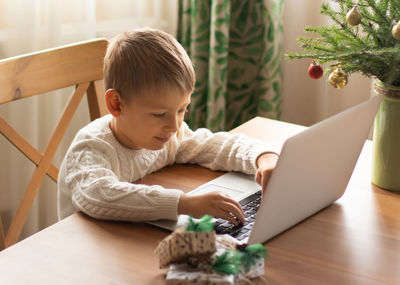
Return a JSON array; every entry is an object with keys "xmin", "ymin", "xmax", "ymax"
[{"xmin": 308, "ymin": 60, "xmax": 323, "ymax": 79}]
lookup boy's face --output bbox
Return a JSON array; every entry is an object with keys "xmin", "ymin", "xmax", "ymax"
[{"xmin": 112, "ymin": 89, "xmax": 191, "ymax": 150}]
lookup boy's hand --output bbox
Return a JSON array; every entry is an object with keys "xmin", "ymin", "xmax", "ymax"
[
  {"xmin": 178, "ymin": 192, "xmax": 245, "ymax": 226},
  {"xmin": 255, "ymin": 152, "xmax": 279, "ymax": 194}
]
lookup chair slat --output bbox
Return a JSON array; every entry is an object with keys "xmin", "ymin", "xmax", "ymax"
[
  {"xmin": 87, "ymin": 79, "xmax": 108, "ymax": 121},
  {"xmin": 0, "ymin": 116, "xmax": 58, "ymax": 182},
  {"xmin": 0, "ymin": 39, "xmax": 108, "ymax": 105}
]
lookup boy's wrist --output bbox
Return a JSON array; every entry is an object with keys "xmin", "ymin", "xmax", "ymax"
[
  {"xmin": 177, "ymin": 193, "xmax": 191, "ymax": 215},
  {"xmin": 256, "ymin": 152, "xmax": 279, "ymax": 168}
]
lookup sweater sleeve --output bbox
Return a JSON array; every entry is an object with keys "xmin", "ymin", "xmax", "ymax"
[
  {"xmin": 175, "ymin": 123, "xmax": 278, "ymax": 175},
  {"xmin": 61, "ymin": 139, "xmax": 182, "ymax": 222}
]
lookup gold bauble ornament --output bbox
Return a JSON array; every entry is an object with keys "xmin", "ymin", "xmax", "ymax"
[
  {"xmin": 346, "ymin": 5, "xmax": 362, "ymax": 26},
  {"xmin": 328, "ymin": 66, "xmax": 348, "ymax": 89},
  {"xmin": 392, "ymin": 21, "xmax": 400, "ymax": 40}
]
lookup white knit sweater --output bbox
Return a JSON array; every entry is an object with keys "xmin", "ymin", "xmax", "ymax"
[{"xmin": 58, "ymin": 115, "xmax": 275, "ymax": 222}]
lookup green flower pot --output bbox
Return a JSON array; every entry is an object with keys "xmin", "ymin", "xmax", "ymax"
[{"xmin": 372, "ymin": 80, "xmax": 400, "ymax": 191}]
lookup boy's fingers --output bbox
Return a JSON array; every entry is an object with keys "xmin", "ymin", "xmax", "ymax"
[
  {"xmin": 224, "ymin": 197, "xmax": 244, "ymax": 216},
  {"xmin": 217, "ymin": 192, "xmax": 244, "ymax": 216},
  {"xmin": 261, "ymin": 172, "xmax": 267, "ymax": 193},
  {"xmin": 255, "ymin": 170, "xmax": 262, "ymax": 185},
  {"xmin": 262, "ymin": 169, "xmax": 273, "ymax": 188},
  {"xmin": 217, "ymin": 210, "xmax": 240, "ymax": 225},
  {"xmin": 221, "ymin": 201, "xmax": 245, "ymax": 223}
]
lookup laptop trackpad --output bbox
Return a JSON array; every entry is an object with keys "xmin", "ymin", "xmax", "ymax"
[
  {"xmin": 189, "ymin": 184, "xmax": 243, "ymax": 199},
  {"xmin": 189, "ymin": 172, "xmax": 260, "ymax": 201}
]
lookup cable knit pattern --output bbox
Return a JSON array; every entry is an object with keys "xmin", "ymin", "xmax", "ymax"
[{"xmin": 58, "ymin": 114, "xmax": 277, "ymax": 222}]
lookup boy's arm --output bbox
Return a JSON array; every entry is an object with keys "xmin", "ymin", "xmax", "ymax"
[
  {"xmin": 175, "ymin": 122, "xmax": 279, "ymax": 175},
  {"xmin": 60, "ymin": 138, "xmax": 245, "ymax": 224},
  {"xmin": 59, "ymin": 142, "xmax": 182, "ymax": 222}
]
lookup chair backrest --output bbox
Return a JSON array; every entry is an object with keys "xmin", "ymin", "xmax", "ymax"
[{"xmin": 0, "ymin": 38, "xmax": 109, "ymax": 249}]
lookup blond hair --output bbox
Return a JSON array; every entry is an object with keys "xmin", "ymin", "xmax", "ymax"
[{"xmin": 104, "ymin": 28, "xmax": 195, "ymax": 100}]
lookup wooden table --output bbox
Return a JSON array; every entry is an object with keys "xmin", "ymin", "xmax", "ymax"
[{"xmin": 1, "ymin": 117, "xmax": 399, "ymax": 284}]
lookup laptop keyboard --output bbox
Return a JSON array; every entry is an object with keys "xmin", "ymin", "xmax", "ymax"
[{"xmin": 214, "ymin": 190, "xmax": 262, "ymax": 241}]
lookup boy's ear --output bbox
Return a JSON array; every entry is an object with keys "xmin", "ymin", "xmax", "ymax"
[{"xmin": 105, "ymin": 89, "xmax": 122, "ymax": 117}]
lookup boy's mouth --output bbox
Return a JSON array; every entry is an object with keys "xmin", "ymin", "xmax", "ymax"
[{"xmin": 154, "ymin": 136, "xmax": 170, "ymax": 143}]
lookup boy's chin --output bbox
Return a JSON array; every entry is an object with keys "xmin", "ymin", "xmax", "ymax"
[
  {"xmin": 146, "ymin": 141, "xmax": 168, "ymax": 151},
  {"xmin": 147, "ymin": 145, "xmax": 164, "ymax": 151}
]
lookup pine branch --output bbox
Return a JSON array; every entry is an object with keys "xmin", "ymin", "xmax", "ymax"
[
  {"xmin": 365, "ymin": 0, "xmax": 391, "ymax": 26},
  {"xmin": 389, "ymin": 0, "xmax": 400, "ymax": 21},
  {"xmin": 286, "ymin": 0, "xmax": 400, "ymax": 86},
  {"xmin": 304, "ymin": 26, "xmax": 367, "ymax": 49}
]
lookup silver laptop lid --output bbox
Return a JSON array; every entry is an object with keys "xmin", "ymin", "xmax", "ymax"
[{"xmin": 248, "ymin": 94, "xmax": 383, "ymax": 244}]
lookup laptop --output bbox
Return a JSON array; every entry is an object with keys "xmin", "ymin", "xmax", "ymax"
[{"xmin": 149, "ymin": 94, "xmax": 383, "ymax": 244}]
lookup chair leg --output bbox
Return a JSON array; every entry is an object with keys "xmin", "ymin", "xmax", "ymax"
[{"xmin": 0, "ymin": 216, "xmax": 5, "ymax": 251}]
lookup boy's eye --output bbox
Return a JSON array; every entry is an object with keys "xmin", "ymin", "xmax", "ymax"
[
  {"xmin": 151, "ymin": 109, "xmax": 188, "ymax": 118},
  {"xmin": 152, "ymin": 113, "xmax": 166, "ymax": 118}
]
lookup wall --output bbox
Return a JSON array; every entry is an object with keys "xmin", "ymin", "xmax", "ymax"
[{"xmin": 281, "ymin": 0, "xmax": 372, "ymax": 127}]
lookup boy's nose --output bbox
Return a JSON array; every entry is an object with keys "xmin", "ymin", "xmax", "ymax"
[{"xmin": 166, "ymin": 115, "xmax": 179, "ymax": 132}]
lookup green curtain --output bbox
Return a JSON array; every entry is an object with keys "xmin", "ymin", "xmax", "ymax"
[{"xmin": 177, "ymin": 0, "xmax": 284, "ymax": 131}]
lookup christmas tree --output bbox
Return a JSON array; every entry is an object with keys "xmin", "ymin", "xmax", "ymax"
[{"xmin": 286, "ymin": 0, "xmax": 400, "ymax": 87}]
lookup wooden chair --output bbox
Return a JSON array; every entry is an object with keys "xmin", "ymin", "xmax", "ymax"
[{"xmin": 0, "ymin": 38, "xmax": 109, "ymax": 249}]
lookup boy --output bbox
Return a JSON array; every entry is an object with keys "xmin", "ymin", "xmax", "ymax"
[{"xmin": 58, "ymin": 28, "xmax": 279, "ymax": 226}]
